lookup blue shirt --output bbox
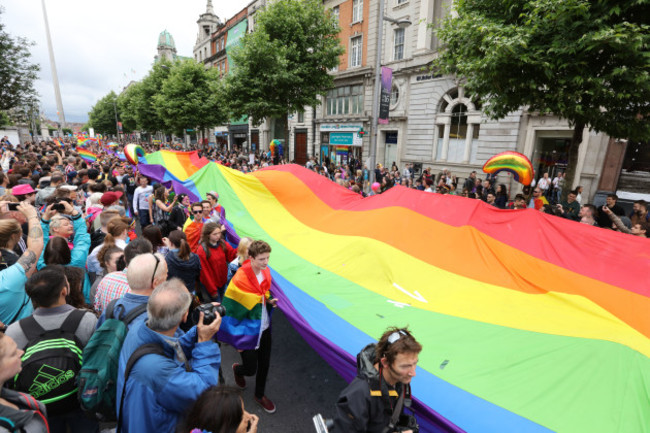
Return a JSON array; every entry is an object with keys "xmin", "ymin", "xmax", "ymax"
[{"xmin": 0, "ymin": 263, "xmax": 32, "ymax": 325}]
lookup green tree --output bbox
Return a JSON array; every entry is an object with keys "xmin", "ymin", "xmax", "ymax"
[
  {"xmin": 153, "ymin": 60, "xmax": 226, "ymax": 137},
  {"xmin": 88, "ymin": 91, "xmax": 119, "ymax": 135},
  {"xmin": 117, "ymin": 82, "xmax": 140, "ymax": 133},
  {"xmin": 434, "ymin": 0, "xmax": 650, "ymax": 193},
  {"xmin": 222, "ymin": 0, "xmax": 343, "ymax": 140},
  {"xmin": 0, "ymin": 9, "xmax": 39, "ymax": 111},
  {"xmin": 135, "ymin": 60, "xmax": 172, "ymax": 136}
]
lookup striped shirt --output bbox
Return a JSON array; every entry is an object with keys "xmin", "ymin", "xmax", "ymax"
[{"xmin": 94, "ymin": 269, "xmax": 130, "ymax": 313}]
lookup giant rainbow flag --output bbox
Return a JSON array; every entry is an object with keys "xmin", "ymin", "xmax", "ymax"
[{"xmin": 138, "ymin": 154, "xmax": 650, "ymax": 433}]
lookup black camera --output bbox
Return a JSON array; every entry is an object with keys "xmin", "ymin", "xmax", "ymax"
[
  {"xmin": 52, "ymin": 197, "xmax": 71, "ymax": 212},
  {"xmin": 191, "ymin": 303, "xmax": 226, "ymax": 325},
  {"xmin": 393, "ymin": 415, "xmax": 419, "ymax": 433}
]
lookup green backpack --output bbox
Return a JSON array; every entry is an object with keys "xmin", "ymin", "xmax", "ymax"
[{"xmin": 77, "ymin": 299, "xmax": 147, "ymax": 420}]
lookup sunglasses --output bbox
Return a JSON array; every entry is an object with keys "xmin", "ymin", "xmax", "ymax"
[
  {"xmin": 150, "ymin": 253, "xmax": 160, "ymax": 286},
  {"xmin": 193, "ymin": 210, "xmax": 203, "ymax": 214}
]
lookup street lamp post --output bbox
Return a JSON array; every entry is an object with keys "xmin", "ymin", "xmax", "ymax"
[
  {"xmin": 368, "ymin": 1, "xmax": 411, "ymax": 182},
  {"xmin": 113, "ymin": 98, "xmax": 120, "ymax": 140}
]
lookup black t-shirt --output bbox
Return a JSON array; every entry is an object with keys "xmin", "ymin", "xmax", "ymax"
[{"xmin": 121, "ymin": 175, "xmax": 137, "ymax": 195}]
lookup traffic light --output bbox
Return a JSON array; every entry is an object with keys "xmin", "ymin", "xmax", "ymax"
[{"xmin": 357, "ymin": 128, "xmax": 366, "ymax": 138}]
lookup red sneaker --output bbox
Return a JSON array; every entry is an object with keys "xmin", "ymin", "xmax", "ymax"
[
  {"xmin": 232, "ymin": 363, "xmax": 246, "ymax": 389},
  {"xmin": 254, "ymin": 395, "xmax": 276, "ymax": 414}
]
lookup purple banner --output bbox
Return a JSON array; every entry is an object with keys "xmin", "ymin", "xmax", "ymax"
[{"xmin": 378, "ymin": 66, "xmax": 393, "ymax": 125}]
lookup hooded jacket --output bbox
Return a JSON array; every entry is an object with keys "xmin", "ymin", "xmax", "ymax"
[
  {"xmin": 165, "ymin": 249, "xmax": 201, "ymax": 293},
  {"xmin": 333, "ymin": 344, "xmax": 404, "ymax": 433}
]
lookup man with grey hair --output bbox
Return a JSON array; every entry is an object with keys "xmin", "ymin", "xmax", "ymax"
[
  {"xmin": 95, "ymin": 248, "xmax": 165, "ymax": 327},
  {"xmin": 117, "ymin": 278, "xmax": 222, "ymax": 433}
]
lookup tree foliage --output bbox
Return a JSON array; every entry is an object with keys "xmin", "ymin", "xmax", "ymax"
[
  {"xmin": 116, "ymin": 82, "xmax": 140, "ymax": 133},
  {"xmin": 154, "ymin": 60, "xmax": 226, "ymax": 136},
  {"xmin": 0, "ymin": 9, "xmax": 40, "ymax": 112},
  {"xmin": 88, "ymin": 91, "xmax": 118, "ymax": 135},
  {"xmin": 434, "ymin": 0, "xmax": 650, "ymax": 189},
  {"xmin": 222, "ymin": 0, "xmax": 343, "ymax": 126},
  {"xmin": 131, "ymin": 61, "xmax": 172, "ymax": 134}
]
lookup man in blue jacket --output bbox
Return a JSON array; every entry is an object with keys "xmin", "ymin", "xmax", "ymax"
[{"xmin": 116, "ymin": 278, "xmax": 222, "ymax": 433}]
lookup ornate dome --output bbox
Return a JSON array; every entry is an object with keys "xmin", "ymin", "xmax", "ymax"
[{"xmin": 158, "ymin": 30, "xmax": 176, "ymax": 49}]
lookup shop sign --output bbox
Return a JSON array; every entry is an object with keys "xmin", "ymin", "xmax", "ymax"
[
  {"xmin": 320, "ymin": 124, "xmax": 364, "ymax": 132},
  {"xmin": 330, "ymin": 132, "xmax": 353, "ymax": 145}
]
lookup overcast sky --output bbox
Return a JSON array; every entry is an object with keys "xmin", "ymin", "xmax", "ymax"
[{"xmin": 2, "ymin": 0, "xmax": 250, "ymax": 124}]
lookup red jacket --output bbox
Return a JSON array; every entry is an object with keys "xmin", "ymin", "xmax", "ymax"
[{"xmin": 196, "ymin": 242, "xmax": 237, "ymax": 296}]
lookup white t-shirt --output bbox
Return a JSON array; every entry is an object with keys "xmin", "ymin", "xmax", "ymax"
[{"xmin": 257, "ymin": 271, "xmax": 270, "ymax": 332}]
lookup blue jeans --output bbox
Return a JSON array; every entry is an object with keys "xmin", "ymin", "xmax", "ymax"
[{"xmin": 138, "ymin": 208, "xmax": 151, "ymax": 228}]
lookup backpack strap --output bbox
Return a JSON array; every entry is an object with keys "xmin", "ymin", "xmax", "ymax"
[
  {"xmin": 60, "ymin": 309, "xmax": 86, "ymax": 334},
  {"xmin": 117, "ymin": 343, "xmax": 165, "ymax": 433},
  {"xmin": 19, "ymin": 316, "xmax": 46, "ymax": 342},
  {"xmin": 105, "ymin": 298, "xmax": 120, "ymax": 320},
  {"xmin": 122, "ymin": 303, "xmax": 148, "ymax": 325}
]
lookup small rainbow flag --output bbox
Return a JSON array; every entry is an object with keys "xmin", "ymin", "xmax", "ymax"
[
  {"xmin": 52, "ymin": 139, "xmax": 64, "ymax": 148},
  {"xmin": 78, "ymin": 148, "xmax": 98, "ymax": 163}
]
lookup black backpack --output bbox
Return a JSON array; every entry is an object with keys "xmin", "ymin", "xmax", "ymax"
[{"xmin": 11, "ymin": 309, "xmax": 86, "ymax": 416}]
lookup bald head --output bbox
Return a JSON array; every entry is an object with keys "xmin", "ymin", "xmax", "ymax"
[{"xmin": 127, "ymin": 253, "xmax": 167, "ymax": 294}]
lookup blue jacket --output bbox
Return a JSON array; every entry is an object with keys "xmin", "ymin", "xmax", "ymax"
[
  {"xmin": 95, "ymin": 292, "xmax": 149, "ymax": 329},
  {"xmin": 38, "ymin": 215, "xmax": 92, "ymax": 302},
  {"xmin": 116, "ymin": 321, "xmax": 221, "ymax": 433}
]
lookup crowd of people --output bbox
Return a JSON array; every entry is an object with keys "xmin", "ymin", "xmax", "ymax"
[
  {"xmin": 0, "ymin": 136, "xmax": 646, "ymax": 433},
  {"xmin": 0, "ymin": 139, "xmax": 282, "ymax": 433}
]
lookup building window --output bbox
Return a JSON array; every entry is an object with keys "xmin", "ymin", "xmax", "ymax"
[
  {"xmin": 435, "ymin": 88, "xmax": 481, "ymax": 163},
  {"xmin": 393, "ymin": 28, "xmax": 405, "ymax": 60},
  {"xmin": 331, "ymin": 6, "xmax": 339, "ymax": 23},
  {"xmin": 390, "ymin": 84, "xmax": 399, "ymax": 107},
  {"xmin": 352, "ymin": 0, "xmax": 363, "ymax": 23},
  {"xmin": 396, "ymin": 0, "xmax": 408, "ymax": 4},
  {"xmin": 326, "ymin": 85, "xmax": 364, "ymax": 116},
  {"xmin": 349, "ymin": 36, "xmax": 363, "ymax": 68}
]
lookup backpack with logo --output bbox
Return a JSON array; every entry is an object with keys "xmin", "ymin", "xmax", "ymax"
[
  {"xmin": 10, "ymin": 309, "xmax": 86, "ymax": 417},
  {"xmin": 77, "ymin": 299, "xmax": 147, "ymax": 421}
]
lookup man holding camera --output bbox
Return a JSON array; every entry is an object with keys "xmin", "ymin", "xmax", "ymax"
[
  {"xmin": 117, "ymin": 278, "xmax": 222, "ymax": 433},
  {"xmin": 333, "ymin": 327, "xmax": 422, "ymax": 433}
]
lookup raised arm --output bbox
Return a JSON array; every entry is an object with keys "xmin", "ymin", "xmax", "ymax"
[{"xmin": 16, "ymin": 202, "xmax": 44, "ymax": 276}]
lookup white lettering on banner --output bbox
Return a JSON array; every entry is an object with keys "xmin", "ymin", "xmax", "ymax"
[
  {"xmin": 392, "ymin": 282, "xmax": 428, "ymax": 303},
  {"xmin": 387, "ymin": 300, "xmax": 411, "ymax": 308}
]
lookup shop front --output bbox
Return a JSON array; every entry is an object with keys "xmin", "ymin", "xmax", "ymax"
[
  {"xmin": 228, "ymin": 123, "xmax": 249, "ymax": 151},
  {"xmin": 214, "ymin": 127, "xmax": 229, "ymax": 150},
  {"xmin": 319, "ymin": 123, "xmax": 363, "ymax": 166}
]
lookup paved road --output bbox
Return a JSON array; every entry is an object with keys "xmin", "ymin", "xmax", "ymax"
[{"xmin": 220, "ymin": 309, "xmax": 348, "ymax": 432}]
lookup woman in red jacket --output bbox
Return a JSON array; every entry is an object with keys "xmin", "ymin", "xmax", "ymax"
[{"xmin": 196, "ymin": 222, "xmax": 236, "ymax": 301}]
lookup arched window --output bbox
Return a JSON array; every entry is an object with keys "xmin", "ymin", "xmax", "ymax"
[
  {"xmin": 390, "ymin": 84, "xmax": 399, "ymax": 108},
  {"xmin": 434, "ymin": 87, "xmax": 481, "ymax": 164}
]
